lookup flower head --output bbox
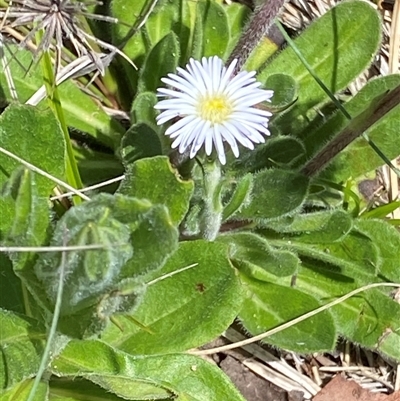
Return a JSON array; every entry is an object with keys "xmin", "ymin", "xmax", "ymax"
[{"xmin": 154, "ymin": 56, "xmax": 273, "ymax": 165}]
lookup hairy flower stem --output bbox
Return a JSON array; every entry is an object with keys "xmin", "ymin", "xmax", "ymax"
[
  {"xmin": 227, "ymin": 0, "xmax": 289, "ymax": 72},
  {"xmin": 301, "ymin": 85, "xmax": 400, "ymax": 178},
  {"xmin": 199, "ymin": 160, "xmax": 223, "ymax": 241}
]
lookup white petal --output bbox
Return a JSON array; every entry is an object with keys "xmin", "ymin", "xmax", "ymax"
[
  {"xmin": 220, "ymin": 125, "xmax": 239, "ymax": 157},
  {"xmin": 222, "ymin": 121, "xmax": 255, "ymax": 149},
  {"xmin": 165, "ymin": 116, "xmax": 196, "ymax": 138},
  {"xmin": 213, "ymin": 124, "xmax": 226, "ymax": 165}
]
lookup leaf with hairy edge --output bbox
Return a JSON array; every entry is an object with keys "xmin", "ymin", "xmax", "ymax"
[
  {"xmin": 101, "ymin": 240, "xmax": 244, "ymax": 355},
  {"xmin": 51, "ymin": 340, "xmax": 246, "ymax": 401},
  {"xmin": 0, "ymin": 310, "xmax": 46, "ymax": 390},
  {"xmin": 34, "ymin": 193, "xmax": 178, "ymax": 317},
  {"xmin": 130, "ymin": 91, "xmax": 159, "ymax": 128},
  {"xmin": 233, "ymin": 136, "xmax": 306, "ymax": 173},
  {"xmin": 118, "ymin": 156, "xmax": 193, "ymax": 225},
  {"xmin": 259, "ymin": 1, "xmax": 381, "ymax": 136},
  {"xmin": 265, "ymin": 210, "xmax": 353, "ymax": 243},
  {"xmin": 218, "ymin": 232, "xmax": 300, "ymax": 278},
  {"xmin": 238, "ymin": 169, "xmax": 309, "ymax": 221},
  {"xmin": 239, "ymin": 277, "xmax": 337, "ymax": 352}
]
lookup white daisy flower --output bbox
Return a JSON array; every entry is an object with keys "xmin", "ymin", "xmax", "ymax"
[{"xmin": 154, "ymin": 56, "xmax": 273, "ymax": 165}]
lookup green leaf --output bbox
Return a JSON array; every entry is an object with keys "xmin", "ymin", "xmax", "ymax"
[
  {"xmin": 120, "ymin": 123, "xmax": 163, "ymax": 165},
  {"xmin": 118, "ymin": 156, "xmax": 194, "ymax": 225},
  {"xmin": 310, "ymin": 76, "xmax": 400, "ymax": 181},
  {"xmin": 268, "ymin": 227, "xmax": 379, "ymax": 280},
  {"xmin": 0, "ymin": 48, "xmax": 124, "ymax": 150},
  {"xmin": 34, "ymin": 197, "xmax": 134, "ymax": 317},
  {"xmin": 101, "ymin": 240, "xmax": 244, "ymax": 355},
  {"xmin": 34, "ymin": 193, "xmax": 178, "ymax": 320},
  {"xmin": 0, "ymin": 104, "xmax": 65, "ymax": 196},
  {"xmin": 297, "ymin": 259, "xmax": 400, "ymax": 360},
  {"xmin": 51, "ymin": 340, "xmax": 246, "ymax": 401},
  {"xmin": 355, "ymin": 219, "xmax": 400, "ymax": 283},
  {"xmin": 265, "ymin": 209, "xmax": 353, "ymax": 243},
  {"xmin": 130, "ymin": 91, "xmax": 159, "ymax": 127},
  {"xmin": 188, "ymin": 3, "xmax": 204, "ymax": 60},
  {"xmin": 0, "ymin": 309, "xmax": 46, "ymax": 390},
  {"xmin": 138, "ymin": 32, "xmax": 180, "ymax": 93},
  {"xmin": 222, "ymin": 173, "xmax": 253, "ymax": 221},
  {"xmin": 218, "ymin": 232, "xmax": 300, "ymax": 277},
  {"xmin": 233, "ymin": 136, "xmax": 306, "ymax": 172},
  {"xmin": 146, "ymin": 0, "xmax": 191, "ymax": 61},
  {"xmin": 0, "ymin": 169, "xmax": 52, "ymax": 314},
  {"xmin": 199, "ymin": 0, "xmax": 230, "ymax": 58},
  {"xmin": 0, "ymin": 254, "xmax": 24, "ymax": 314},
  {"xmin": 225, "ymin": 2, "xmax": 251, "ymax": 56},
  {"xmin": 264, "ymin": 73, "xmax": 298, "ymax": 110},
  {"xmin": 49, "ymin": 378, "xmax": 125, "ymax": 401},
  {"xmin": 239, "ymin": 277, "xmax": 337, "ymax": 352},
  {"xmin": 260, "ymin": 1, "xmax": 381, "ymax": 135},
  {"xmin": 110, "ymin": 0, "xmax": 148, "ymax": 54},
  {"xmin": 1, "ymin": 380, "xmax": 48, "ymax": 401},
  {"xmin": 238, "ymin": 169, "xmax": 309, "ymax": 220}
]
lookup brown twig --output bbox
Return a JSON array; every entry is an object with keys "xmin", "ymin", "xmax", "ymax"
[{"xmin": 301, "ymin": 84, "xmax": 400, "ymax": 178}]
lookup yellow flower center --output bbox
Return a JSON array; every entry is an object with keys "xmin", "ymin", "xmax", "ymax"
[{"xmin": 197, "ymin": 95, "xmax": 232, "ymax": 124}]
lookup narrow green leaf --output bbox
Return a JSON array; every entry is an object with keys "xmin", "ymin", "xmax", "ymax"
[
  {"xmin": 0, "ymin": 310, "xmax": 46, "ymax": 390},
  {"xmin": 138, "ymin": 32, "xmax": 180, "ymax": 93},
  {"xmin": 238, "ymin": 169, "xmax": 309, "ymax": 220},
  {"xmin": 188, "ymin": 3, "xmax": 204, "ymax": 60},
  {"xmin": 51, "ymin": 340, "xmax": 246, "ymax": 401},
  {"xmin": 101, "ymin": 240, "xmax": 244, "ymax": 355},
  {"xmin": 118, "ymin": 156, "xmax": 194, "ymax": 225},
  {"xmin": 259, "ymin": 1, "xmax": 381, "ymax": 135},
  {"xmin": 239, "ymin": 277, "xmax": 337, "ymax": 352},
  {"xmin": 222, "ymin": 173, "xmax": 253, "ymax": 221}
]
